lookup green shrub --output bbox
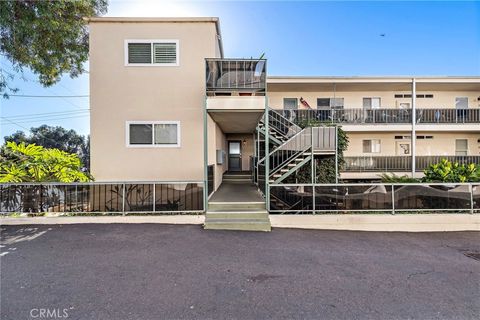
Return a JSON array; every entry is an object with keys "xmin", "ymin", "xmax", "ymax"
[{"xmin": 422, "ymin": 159, "xmax": 480, "ymax": 183}]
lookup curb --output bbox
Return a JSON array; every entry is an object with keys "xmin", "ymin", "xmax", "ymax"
[{"xmin": 0, "ymin": 215, "xmax": 205, "ymax": 225}]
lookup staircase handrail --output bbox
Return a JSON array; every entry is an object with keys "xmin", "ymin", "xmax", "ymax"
[
  {"xmin": 268, "ymin": 109, "xmax": 302, "ymax": 138},
  {"xmin": 268, "ymin": 127, "xmax": 313, "ymax": 156}
]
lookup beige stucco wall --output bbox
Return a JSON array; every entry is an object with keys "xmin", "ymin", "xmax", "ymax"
[
  {"xmin": 268, "ymin": 90, "xmax": 480, "ymax": 110},
  {"xmin": 345, "ymin": 132, "xmax": 480, "ymax": 156},
  {"xmin": 89, "ymin": 20, "xmax": 220, "ymax": 182}
]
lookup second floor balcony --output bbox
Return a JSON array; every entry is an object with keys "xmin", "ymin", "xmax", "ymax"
[
  {"xmin": 343, "ymin": 155, "xmax": 480, "ymax": 172},
  {"xmin": 278, "ymin": 108, "xmax": 480, "ymax": 125},
  {"xmin": 206, "ymin": 59, "xmax": 266, "ymax": 96}
]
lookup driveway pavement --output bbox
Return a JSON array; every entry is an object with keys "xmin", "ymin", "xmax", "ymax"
[{"xmin": 1, "ymin": 224, "xmax": 479, "ymax": 320}]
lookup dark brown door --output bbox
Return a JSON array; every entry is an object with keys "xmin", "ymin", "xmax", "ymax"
[{"xmin": 228, "ymin": 141, "xmax": 242, "ymax": 172}]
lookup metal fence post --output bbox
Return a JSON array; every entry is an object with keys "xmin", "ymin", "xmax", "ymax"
[
  {"xmin": 122, "ymin": 183, "xmax": 126, "ymax": 216},
  {"xmin": 312, "ymin": 184, "xmax": 316, "ymax": 215},
  {"xmin": 265, "ymin": 106, "xmax": 270, "ymax": 211},
  {"xmin": 203, "ymin": 96, "xmax": 208, "ymax": 213},
  {"xmin": 311, "ymin": 127, "xmax": 314, "ymax": 184},
  {"xmin": 335, "ymin": 126, "xmax": 338, "ymax": 184},
  {"xmin": 152, "ymin": 183, "xmax": 156, "ymax": 212},
  {"xmin": 391, "ymin": 184, "xmax": 395, "ymax": 215},
  {"xmin": 469, "ymin": 183, "xmax": 474, "ymax": 214}
]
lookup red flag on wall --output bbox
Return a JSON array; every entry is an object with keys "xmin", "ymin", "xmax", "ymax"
[{"xmin": 300, "ymin": 97, "xmax": 312, "ymax": 109}]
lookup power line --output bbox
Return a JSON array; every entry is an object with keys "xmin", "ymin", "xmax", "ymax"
[
  {"xmin": 1, "ymin": 114, "xmax": 89, "ymax": 125},
  {"xmin": 8, "ymin": 94, "xmax": 89, "ymax": 98},
  {"xmin": 0, "ymin": 117, "xmax": 76, "ymax": 146},
  {"xmin": 0, "ymin": 63, "xmax": 87, "ymax": 111},
  {"xmin": 5, "ymin": 109, "xmax": 90, "ymax": 120}
]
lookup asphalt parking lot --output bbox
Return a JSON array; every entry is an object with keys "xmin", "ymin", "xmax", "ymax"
[{"xmin": 1, "ymin": 224, "xmax": 479, "ymax": 320}]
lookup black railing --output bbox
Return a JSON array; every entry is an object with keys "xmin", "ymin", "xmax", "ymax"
[
  {"xmin": 0, "ymin": 182, "xmax": 204, "ymax": 215},
  {"xmin": 207, "ymin": 165, "xmax": 214, "ymax": 196},
  {"xmin": 206, "ymin": 59, "xmax": 266, "ymax": 94},
  {"xmin": 269, "ymin": 183, "xmax": 480, "ymax": 213},
  {"xmin": 275, "ymin": 108, "xmax": 480, "ymax": 125},
  {"xmin": 343, "ymin": 156, "xmax": 480, "ymax": 172}
]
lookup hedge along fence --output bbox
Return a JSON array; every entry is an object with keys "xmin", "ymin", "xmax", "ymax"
[
  {"xmin": 0, "ymin": 182, "xmax": 204, "ymax": 215},
  {"xmin": 269, "ymin": 183, "xmax": 480, "ymax": 214}
]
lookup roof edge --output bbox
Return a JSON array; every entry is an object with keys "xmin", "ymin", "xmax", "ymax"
[
  {"xmin": 268, "ymin": 75, "xmax": 480, "ymax": 79},
  {"xmin": 267, "ymin": 76, "xmax": 480, "ymax": 83},
  {"xmin": 86, "ymin": 17, "xmax": 220, "ymax": 23},
  {"xmin": 86, "ymin": 16, "xmax": 224, "ymax": 58}
]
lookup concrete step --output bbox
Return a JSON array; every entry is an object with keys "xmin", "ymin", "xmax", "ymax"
[
  {"xmin": 223, "ymin": 174, "xmax": 251, "ymax": 181},
  {"xmin": 223, "ymin": 175, "xmax": 252, "ymax": 181},
  {"xmin": 206, "ymin": 210, "xmax": 269, "ymax": 220},
  {"xmin": 223, "ymin": 173, "xmax": 251, "ymax": 178},
  {"xmin": 208, "ymin": 201, "xmax": 266, "ymax": 211},
  {"xmin": 222, "ymin": 179, "xmax": 251, "ymax": 184},
  {"xmin": 204, "ymin": 218, "xmax": 271, "ymax": 232}
]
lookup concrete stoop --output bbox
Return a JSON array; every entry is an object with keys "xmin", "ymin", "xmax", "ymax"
[
  {"xmin": 204, "ymin": 201, "xmax": 271, "ymax": 232},
  {"xmin": 222, "ymin": 173, "xmax": 251, "ymax": 184}
]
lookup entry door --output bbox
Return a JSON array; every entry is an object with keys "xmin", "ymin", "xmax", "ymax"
[{"xmin": 228, "ymin": 141, "xmax": 242, "ymax": 172}]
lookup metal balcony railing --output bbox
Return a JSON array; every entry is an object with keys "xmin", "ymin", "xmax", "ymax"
[
  {"xmin": 206, "ymin": 59, "xmax": 266, "ymax": 95},
  {"xmin": 278, "ymin": 108, "xmax": 480, "ymax": 125},
  {"xmin": 269, "ymin": 182, "xmax": 480, "ymax": 214},
  {"xmin": 416, "ymin": 108, "xmax": 480, "ymax": 123},
  {"xmin": 343, "ymin": 155, "xmax": 480, "ymax": 172},
  {"xmin": 0, "ymin": 182, "xmax": 205, "ymax": 214}
]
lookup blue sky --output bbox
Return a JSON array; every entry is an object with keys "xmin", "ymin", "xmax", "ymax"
[{"xmin": 1, "ymin": 0, "xmax": 479, "ymax": 138}]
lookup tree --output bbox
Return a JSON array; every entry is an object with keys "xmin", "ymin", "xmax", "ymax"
[
  {"xmin": 4, "ymin": 125, "xmax": 90, "ymax": 171},
  {"xmin": 0, "ymin": 0, "xmax": 108, "ymax": 96},
  {"xmin": 0, "ymin": 141, "xmax": 92, "ymax": 182}
]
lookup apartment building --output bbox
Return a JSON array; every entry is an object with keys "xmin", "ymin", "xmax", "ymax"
[
  {"xmin": 88, "ymin": 17, "xmax": 479, "ymax": 228},
  {"xmin": 267, "ymin": 77, "xmax": 480, "ymax": 180}
]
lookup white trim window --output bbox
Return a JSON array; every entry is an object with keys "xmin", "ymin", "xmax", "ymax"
[
  {"xmin": 317, "ymin": 98, "xmax": 344, "ymax": 110},
  {"xmin": 363, "ymin": 97, "xmax": 381, "ymax": 109},
  {"xmin": 363, "ymin": 139, "xmax": 381, "ymax": 153},
  {"xmin": 455, "ymin": 139, "xmax": 468, "ymax": 156},
  {"xmin": 126, "ymin": 121, "xmax": 181, "ymax": 148},
  {"xmin": 125, "ymin": 40, "xmax": 179, "ymax": 66}
]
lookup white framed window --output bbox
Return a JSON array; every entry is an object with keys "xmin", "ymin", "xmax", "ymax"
[
  {"xmin": 455, "ymin": 139, "xmax": 468, "ymax": 156},
  {"xmin": 317, "ymin": 98, "xmax": 344, "ymax": 109},
  {"xmin": 363, "ymin": 139, "xmax": 381, "ymax": 153},
  {"xmin": 283, "ymin": 98, "xmax": 298, "ymax": 110},
  {"xmin": 124, "ymin": 40, "xmax": 179, "ymax": 66},
  {"xmin": 363, "ymin": 97, "xmax": 381, "ymax": 109},
  {"xmin": 126, "ymin": 121, "xmax": 181, "ymax": 148}
]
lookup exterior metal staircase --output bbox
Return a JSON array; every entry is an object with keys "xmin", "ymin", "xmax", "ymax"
[
  {"xmin": 268, "ymin": 127, "xmax": 313, "ymax": 183},
  {"xmin": 259, "ymin": 109, "xmax": 302, "ymax": 144},
  {"xmin": 257, "ymin": 109, "xmax": 336, "ymax": 184}
]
